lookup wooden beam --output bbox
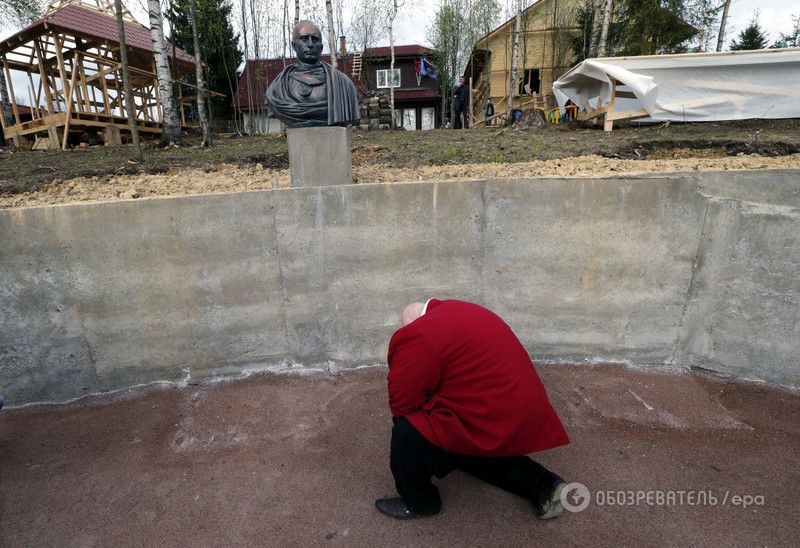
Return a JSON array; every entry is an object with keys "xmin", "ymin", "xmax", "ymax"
[
  {"xmin": 2, "ymin": 59, "xmax": 21, "ymax": 125},
  {"xmin": 61, "ymin": 52, "xmax": 79, "ymax": 149},
  {"xmin": 52, "ymin": 35, "xmax": 72, "ymax": 111},
  {"xmin": 603, "ymin": 79, "xmax": 616, "ymax": 132},
  {"xmin": 79, "ymin": 56, "xmax": 91, "ymax": 113},
  {"xmin": 33, "ymin": 39, "xmax": 58, "ymax": 113}
]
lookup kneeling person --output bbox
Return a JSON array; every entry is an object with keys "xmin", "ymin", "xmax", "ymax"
[{"xmin": 376, "ymin": 299, "xmax": 570, "ymax": 519}]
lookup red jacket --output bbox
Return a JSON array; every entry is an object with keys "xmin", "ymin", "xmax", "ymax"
[{"xmin": 387, "ymin": 299, "xmax": 569, "ymax": 457}]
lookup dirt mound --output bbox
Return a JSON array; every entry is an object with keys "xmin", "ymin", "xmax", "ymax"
[{"xmin": 3, "ymin": 153, "xmax": 800, "ymax": 209}]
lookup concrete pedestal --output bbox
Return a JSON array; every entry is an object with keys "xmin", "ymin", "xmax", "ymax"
[{"xmin": 287, "ymin": 126, "xmax": 352, "ymax": 187}]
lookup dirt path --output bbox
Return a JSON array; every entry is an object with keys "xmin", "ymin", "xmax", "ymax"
[
  {"xmin": 1, "ymin": 365, "xmax": 797, "ymax": 546},
  {"xmin": 3, "ymin": 152, "xmax": 799, "ymax": 209}
]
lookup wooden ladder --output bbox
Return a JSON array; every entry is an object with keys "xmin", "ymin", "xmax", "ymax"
[{"xmin": 351, "ymin": 52, "xmax": 363, "ymax": 79}]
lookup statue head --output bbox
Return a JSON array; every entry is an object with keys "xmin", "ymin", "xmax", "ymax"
[{"xmin": 292, "ymin": 20, "xmax": 324, "ymax": 65}]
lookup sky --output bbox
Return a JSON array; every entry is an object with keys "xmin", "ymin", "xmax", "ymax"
[
  {"xmin": 3, "ymin": 0, "xmax": 798, "ymax": 51},
  {"xmin": 1, "ymin": 0, "xmax": 798, "ymax": 107}
]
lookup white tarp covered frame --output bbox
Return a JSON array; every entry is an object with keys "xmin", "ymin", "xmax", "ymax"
[{"xmin": 552, "ymin": 48, "xmax": 800, "ymax": 131}]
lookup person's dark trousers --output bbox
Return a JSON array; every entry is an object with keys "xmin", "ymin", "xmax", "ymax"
[
  {"xmin": 390, "ymin": 416, "xmax": 560, "ymax": 514},
  {"xmin": 454, "ymin": 109, "xmax": 469, "ymax": 129}
]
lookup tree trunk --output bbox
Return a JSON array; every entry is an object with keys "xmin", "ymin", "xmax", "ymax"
[
  {"xmin": 506, "ymin": 9, "xmax": 521, "ymax": 124},
  {"xmin": 115, "ymin": 0, "xmax": 142, "ymax": 159},
  {"xmin": 597, "ymin": 0, "xmax": 612, "ymax": 57},
  {"xmin": 147, "ymin": 0, "xmax": 180, "ymax": 146},
  {"xmin": 0, "ymin": 69, "xmax": 12, "ymax": 127},
  {"xmin": 326, "ymin": 0, "xmax": 337, "ymax": 69},
  {"xmin": 388, "ymin": 1, "xmax": 396, "ymax": 129},
  {"xmin": 294, "ymin": 0, "xmax": 300, "ymax": 24},
  {"xmin": 249, "ymin": 0, "xmax": 260, "ymax": 59},
  {"xmin": 698, "ymin": 2, "xmax": 706, "ymax": 51},
  {"xmin": 189, "ymin": 0, "xmax": 212, "ymax": 146},
  {"xmin": 240, "ymin": 0, "xmax": 253, "ymax": 134},
  {"xmin": 589, "ymin": 0, "xmax": 602, "ymax": 57},
  {"xmin": 716, "ymin": 0, "xmax": 732, "ymax": 52},
  {"xmin": 282, "ymin": 0, "xmax": 288, "ymax": 63}
]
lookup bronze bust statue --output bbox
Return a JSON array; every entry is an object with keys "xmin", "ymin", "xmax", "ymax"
[{"xmin": 266, "ymin": 21, "xmax": 360, "ymax": 128}]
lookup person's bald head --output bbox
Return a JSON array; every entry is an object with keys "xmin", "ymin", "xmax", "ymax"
[{"xmin": 402, "ymin": 302, "xmax": 425, "ymax": 326}]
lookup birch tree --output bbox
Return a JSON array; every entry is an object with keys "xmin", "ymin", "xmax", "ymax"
[
  {"xmin": 294, "ymin": 0, "xmax": 299, "ymax": 23},
  {"xmin": 506, "ymin": 6, "xmax": 521, "ymax": 123},
  {"xmin": 387, "ymin": 0, "xmax": 405, "ymax": 129},
  {"xmin": 148, "ymin": 0, "xmax": 181, "ymax": 145},
  {"xmin": 597, "ymin": 0, "xmax": 612, "ymax": 57},
  {"xmin": 115, "ymin": 0, "xmax": 142, "ymax": 159},
  {"xmin": 325, "ymin": 0, "xmax": 337, "ymax": 68},
  {"xmin": 715, "ymin": 0, "xmax": 732, "ymax": 51},
  {"xmin": 239, "ymin": 0, "xmax": 253, "ymax": 132},
  {"xmin": 189, "ymin": 0, "xmax": 212, "ymax": 145}
]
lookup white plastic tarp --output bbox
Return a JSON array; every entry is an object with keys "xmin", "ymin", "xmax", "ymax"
[{"xmin": 552, "ymin": 48, "xmax": 800, "ymax": 122}]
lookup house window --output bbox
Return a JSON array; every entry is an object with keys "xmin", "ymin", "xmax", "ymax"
[
  {"xmin": 519, "ymin": 68, "xmax": 540, "ymax": 95},
  {"xmin": 377, "ymin": 68, "xmax": 401, "ymax": 88}
]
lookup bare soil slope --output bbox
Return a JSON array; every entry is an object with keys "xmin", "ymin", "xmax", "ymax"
[{"xmin": 1, "ymin": 120, "xmax": 798, "ymax": 208}]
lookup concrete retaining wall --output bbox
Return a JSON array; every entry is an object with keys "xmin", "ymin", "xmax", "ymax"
[{"xmin": 2, "ymin": 170, "xmax": 798, "ymax": 404}]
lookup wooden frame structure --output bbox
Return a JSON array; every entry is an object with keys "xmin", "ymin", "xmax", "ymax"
[
  {"xmin": 0, "ymin": 0, "xmax": 214, "ymax": 149},
  {"xmin": 576, "ymin": 78, "xmax": 649, "ymax": 132}
]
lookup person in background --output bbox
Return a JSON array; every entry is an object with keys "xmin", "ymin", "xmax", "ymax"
[
  {"xmin": 485, "ymin": 98, "xmax": 495, "ymax": 126},
  {"xmin": 375, "ymin": 299, "xmax": 570, "ymax": 520},
  {"xmin": 453, "ymin": 77, "xmax": 470, "ymax": 129}
]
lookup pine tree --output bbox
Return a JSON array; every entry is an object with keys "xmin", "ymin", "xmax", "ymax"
[
  {"xmin": 730, "ymin": 14, "xmax": 768, "ymax": 51},
  {"xmin": 167, "ymin": 0, "xmax": 243, "ymax": 120}
]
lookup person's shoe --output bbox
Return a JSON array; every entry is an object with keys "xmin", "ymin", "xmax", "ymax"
[
  {"xmin": 374, "ymin": 497, "xmax": 439, "ymax": 519},
  {"xmin": 534, "ymin": 480, "xmax": 566, "ymax": 520}
]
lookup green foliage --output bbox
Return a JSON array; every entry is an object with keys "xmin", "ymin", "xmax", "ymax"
[
  {"xmin": 571, "ymin": 0, "xmax": 697, "ymax": 60},
  {"xmin": 166, "ymin": 0, "xmax": 242, "ymax": 120},
  {"xmin": 730, "ymin": 14, "xmax": 768, "ymax": 51},
  {"xmin": 771, "ymin": 14, "xmax": 799, "ymax": 48},
  {"xmin": 617, "ymin": 0, "xmax": 696, "ymax": 55}
]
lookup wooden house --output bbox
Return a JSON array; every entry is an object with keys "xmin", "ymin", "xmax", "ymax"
[
  {"xmin": 362, "ymin": 45, "xmax": 441, "ymax": 130},
  {"xmin": 465, "ymin": 0, "xmax": 581, "ymax": 125},
  {"xmin": 0, "ymin": 0, "xmax": 209, "ymax": 149}
]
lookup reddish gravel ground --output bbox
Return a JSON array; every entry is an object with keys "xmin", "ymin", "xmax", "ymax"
[{"xmin": 1, "ymin": 365, "xmax": 798, "ymax": 546}]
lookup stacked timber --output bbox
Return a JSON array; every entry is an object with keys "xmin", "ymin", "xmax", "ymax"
[{"xmin": 359, "ymin": 91, "xmax": 392, "ymax": 130}]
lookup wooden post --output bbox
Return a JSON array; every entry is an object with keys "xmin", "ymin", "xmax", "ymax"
[
  {"xmin": 178, "ymin": 82, "xmax": 186, "ymax": 126},
  {"xmin": 47, "ymin": 125, "xmax": 61, "ymax": 149},
  {"xmin": 79, "ymin": 55, "xmax": 91, "ymax": 113},
  {"xmin": 61, "ymin": 53, "xmax": 80, "ymax": 149},
  {"xmin": 113, "ymin": 68, "xmax": 122, "ymax": 116},
  {"xmin": 32, "ymin": 40, "xmax": 56, "ymax": 113},
  {"xmin": 53, "ymin": 35, "xmax": 72, "ymax": 109},
  {"xmin": 100, "ymin": 68, "xmax": 112, "ymax": 114},
  {"xmin": 2, "ymin": 60, "xmax": 21, "ymax": 125},
  {"xmin": 603, "ymin": 78, "xmax": 616, "ymax": 132},
  {"xmin": 103, "ymin": 125, "xmax": 122, "ymax": 145}
]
